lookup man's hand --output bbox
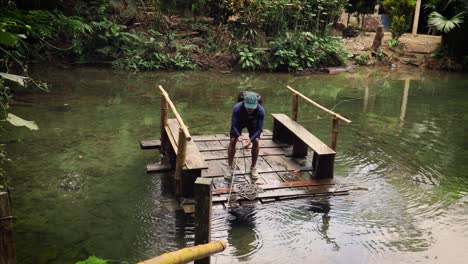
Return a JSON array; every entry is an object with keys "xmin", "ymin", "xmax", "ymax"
[
  {"xmin": 244, "ymin": 139, "xmax": 252, "ymax": 148},
  {"xmin": 237, "ymin": 135, "xmax": 243, "ymax": 142}
]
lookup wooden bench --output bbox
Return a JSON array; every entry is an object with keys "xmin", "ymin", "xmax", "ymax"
[
  {"xmin": 271, "ymin": 114, "xmax": 336, "ymax": 179},
  {"xmin": 159, "ymin": 119, "xmax": 208, "ymax": 197}
]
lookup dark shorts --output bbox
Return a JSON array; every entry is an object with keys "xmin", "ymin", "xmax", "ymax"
[{"xmin": 230, "ymin": 119, "xmax": 259, "ymax": 139}]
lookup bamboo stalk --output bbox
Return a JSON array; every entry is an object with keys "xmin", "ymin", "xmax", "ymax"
[
  {"xmin": 286, "ymin": 86, "xmax": 352, "ymax": 124},
  {"xmin": 159, "ymin": 85, "xmax": 191, "ymax": 141}
]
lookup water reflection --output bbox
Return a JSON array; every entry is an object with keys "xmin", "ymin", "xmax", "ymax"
[{"xmin": 226, "ymin": 206, "xmax": 262, "ymax": 260}]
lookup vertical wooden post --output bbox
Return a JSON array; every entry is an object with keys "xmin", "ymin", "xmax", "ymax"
[
  {"xmin": 161, "ymin": 94, "xmax": 168, "ymax": 128},
  {"xmin": 194, "ymin": 178, "xmax": 212, "ymax": 264},
  {"xmin": 292, "ymin": 93, "xmax": 299, "ymax": 121},
  {"xmin": 330, "ymin": 117, "xmax": 339, "ymax": 151},
  {"xmin": 175, "ymin": 128, "xmax": 187, "ymax": 196},
  {"xmin": 412, "ymin": 0, "xmax": 422, "ymax": 36},
  {"xmin": 1, "ymin": 192, "xmax": 16, "ymax": 264},
  {"xmin": 160, "ymin": 95, "xmax": 168, "ymax": 154}
]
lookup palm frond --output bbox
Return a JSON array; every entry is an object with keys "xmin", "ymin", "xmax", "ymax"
[{"xmin": 428, "ymin": 11, "xmax": 466, "ymax": 33}]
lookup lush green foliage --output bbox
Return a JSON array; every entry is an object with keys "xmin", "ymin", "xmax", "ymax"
[
  {"xmin": 355, "ymin": 53, "xmax": 368, "ymax": 65},
  {"xmin": 268, "ymin": 32, "xmax": 350, "ymax": 72},
  {"xmin": 75, "ymin": 256, "xmax": 107, "ymax": 264},
  {"xmin": 383, "ymin": 0, "xmax": 416, "ymax": 41},
  {"xmin": 224, "ymin": 0, "xmax": 348, "ymax": 37},
  {"xmin": 0, "ymin": 7, "xmax": 91, "ymax": 63},
  {"xmin": 238, "ymin": 47, "xmax": 263, "ymax": 70}
]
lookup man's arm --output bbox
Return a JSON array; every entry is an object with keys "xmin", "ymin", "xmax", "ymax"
[
  {"xmin": 231, "ymin": 103, "xmax": 242, "ymax": 137},
  {"xmin": 249, "ymin": 105, "xmax": 265, "ymax": 141}
]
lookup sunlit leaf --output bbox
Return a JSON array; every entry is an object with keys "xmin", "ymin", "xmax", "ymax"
[
  {"xmin": 0, "ymin": 72, "xmax": 29, "ymax": 86},
  {"xmin": 0, "ymin": 31, "xmax": 19, "ymax": 46},
  {"xmin": 6, "ymin": 113, "xmax": 39, "ymax": 131},
  {"xmin": 428, "ymin": 11, "xmax": 465, "ymax": 33}
]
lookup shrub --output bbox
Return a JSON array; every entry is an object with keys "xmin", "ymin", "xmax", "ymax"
[
  {"xmin": 268, "ymin": 32, "xmax": 350, "ymax": 72},
  {"xmin": 383, "ymin": 0, "xmax": 416, "ymax": 40},
  {"xmin": 238, "ymin": 47, "xmax": 263, "ymax": 71}
]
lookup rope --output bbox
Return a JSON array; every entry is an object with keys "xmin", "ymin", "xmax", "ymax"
[
  {"xmin": 225, "ymin": 140, "xmax": 264, "ymax": 206},
  {"xmin": 232, "ymin": 183, "xmax": 264, "ymax": 201}
]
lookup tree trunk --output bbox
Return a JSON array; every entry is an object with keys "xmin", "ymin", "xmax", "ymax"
[{"xmin": 372, "ymin": 25, "xmax": 384, "ymax": 51}]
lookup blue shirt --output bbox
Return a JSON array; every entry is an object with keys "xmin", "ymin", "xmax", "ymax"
[{"xmin": 231, "ymin": 102, "xmax": 265, "ymax": 141}]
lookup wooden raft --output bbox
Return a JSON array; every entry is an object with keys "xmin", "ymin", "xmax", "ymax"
[{"xmin": 177, "ymin": 129, "xmax": 347, "ymax": 211}]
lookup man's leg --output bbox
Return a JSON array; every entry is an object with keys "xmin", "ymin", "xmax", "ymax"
[
  {"xmin": 251, "ymin": 138, "xmax": 260, "ymax": 168},
  {"xmin": 227, "ymin": 137, "xmax": 237, "ymax": 167}
]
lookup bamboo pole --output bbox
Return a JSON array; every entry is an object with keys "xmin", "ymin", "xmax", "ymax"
[
  {"xmin": 286, "ymin": 86, "xmax": 352, "ymax": 124},
  {"xmin": 292, "ymin": 93, "xmax": 299, "ymax": 121},
  {"xmin": 0, "ymin": 192, "xmax": 16, "ymax": 264},
  {"xmin": 194, "ymin": 177, "xmax": 213, "ymax": 264},
  {"xmin": 330, "ymin": 118, "xmax": 339, "ymax": 151},
  {"xmin": 137, "ymin": 241, "xmax": 226, "ymax": 264},
  {"xmin": 159, "ymin": 85, "xmax": 191, "ymax": 141},
  {"xmin": 412, "ymin": 0, "xmax": 422, "ymax": 36},
  {"xmin": 175, "ymin": 128, "xmax": 188, "ymax": 196}
]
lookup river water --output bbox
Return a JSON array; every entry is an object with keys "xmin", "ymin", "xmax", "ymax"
[{"xmin": 2, "ymin": 67, "xmax": 467, "ymax": 264}]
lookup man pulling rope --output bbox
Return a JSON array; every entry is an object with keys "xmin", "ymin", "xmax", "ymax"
[{"xmin": 224, "ymin": 92, "xmax": 265, "ymax": 182}]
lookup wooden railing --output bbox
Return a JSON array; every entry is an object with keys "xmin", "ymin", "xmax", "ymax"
[
  {"xmin": 286, "ymin": 86, "xmax": 352, "ymax": 151},
  {"xmin": 159, "ymin": 85, "xmax": 191, "ymax": 191}
]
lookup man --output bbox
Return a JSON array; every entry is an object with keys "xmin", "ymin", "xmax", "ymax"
[{"xmin": 225, "ymin": 92, "xmax": 265, "ymax": 181}]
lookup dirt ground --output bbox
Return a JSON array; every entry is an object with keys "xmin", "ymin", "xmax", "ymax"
[
  {"xmin": 342, "ymin": 32, "xmax": 441, "ymax": 55},
  {"xmin": 342, "ymin": 32, "xmax": 441, "ymax": 67}
]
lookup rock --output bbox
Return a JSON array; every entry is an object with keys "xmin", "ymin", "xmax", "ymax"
[{"xmin": 366, "ymin": 16, "xmax": 380, "ymax": 32}]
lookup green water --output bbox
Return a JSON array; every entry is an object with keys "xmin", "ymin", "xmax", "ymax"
[{"xmin": 2, "ymin": 67, "xmax": 467, "ymax": 263}]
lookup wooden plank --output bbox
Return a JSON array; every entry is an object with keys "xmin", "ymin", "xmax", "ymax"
[
  {"xmin": 240, "ymin": 200, "xmax": 261, "ymax": 206},
  {"xmin": 263, "ymin": 155, "xmax": 306, "ymax": 172},
  {"xmin": 202, "ymin": 160, "xmax": 228, "ymax": 178},
  {"xmin": 259, "ymin": 172, "xmax": 283, "ymax": 185},
  {"xmin": 212, "ymin": 179, "xmax": 335, "ymax": 195},
  {"xmin": 166, "ymin": 119, "xmax": 208, "ymax": 170},
  {"xmin": 196, "ymin": 140, "xmax": 288, "ymax": 152},
  {"xmin": 271, "ymin": 114, "xmax": 336, "ymax": 155},
  {"xmin": 195, "ymin": 141, "xmax": 224, "ymax": 151},
  {"xmin": 193, "ymin": 133, "xmax": 272, "ymax": 142},
  {"xmin": 277, "ymin": 171, "xmax": 308, "ymax": 182},
  {"xmin": 140, "ymin": 139, "xmax": 161, "ymax": 149},
  {"xmin": 260, "ymin": 198, "xmax": 276, "ymax": 203},
  {"xmin": 201, "ymin": 148, "xmax": 285, "ymax": 161},
  {"xmin": 146, "ymin": 163, "xmax": 172, "ymax": 173},
  {"xmin": 212, "ymin": 189, "xmax": 348, "ymax": 202}
]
